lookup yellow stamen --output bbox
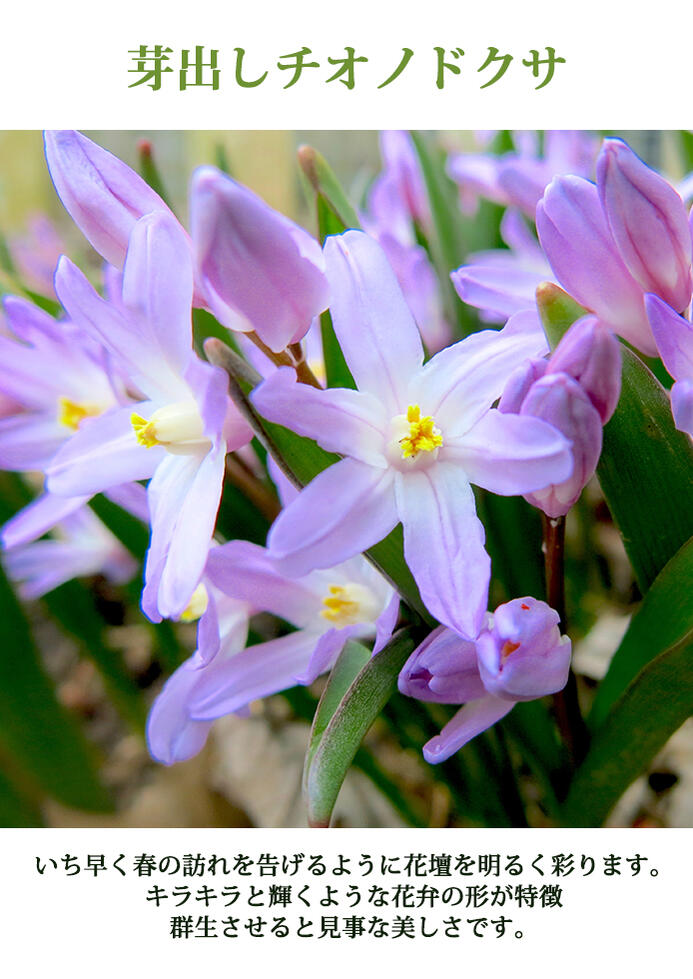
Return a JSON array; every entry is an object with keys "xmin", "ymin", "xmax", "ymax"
[
  {"xmin": 399, "ymin": 404, "xmax": 443, "ymax": 460},
  {"xmin": 58, "ymin": 397, "xmax": 101, "ymax": 431},
  {"xmin": 131, "ymin": 413, "xmax": 160, "ymax": 448},
  {"xmin": 179, "ymin": 584, "xmax": 209, "ymax": 623}
]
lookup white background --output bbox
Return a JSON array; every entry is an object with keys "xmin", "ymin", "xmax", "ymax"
[
  {"xmin": 3, "ymin": 827, "xmax": 689, "ymax": 975},
  {"xmin": 1, "ymin": 0, "xmax": 692, "ymax": 972},
  {"xmin": 0, "ymin": 0, "xmax": 690, "ymax": 128}
]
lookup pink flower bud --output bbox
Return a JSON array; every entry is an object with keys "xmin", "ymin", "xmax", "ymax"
[{"xmin": 476, "ymin": 597, "xmax": 571, "ymax": 701}]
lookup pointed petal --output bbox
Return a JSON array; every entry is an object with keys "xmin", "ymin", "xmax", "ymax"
[
  {"xmin": 447, "ymin": 409, "xmax": 573, "ymax": 495},
  {"xmin": 416, "ymin": 310, "xmax": 548, "ymax": 433},
  {"xmin": 423, "ymin": 696, "xmax": 515, "ymax": 763},
  {"xmin": 1, "ymin": 491, "xmax": 89, "ymax": 549},
  {"xmin": 121, "ymin": 212, "xmax": 194, "ymax": 377},
  {"xmin": 191, "ymin": 166, "xmax": 329, "ymax": 352},
  {"xmin": 537, "ymin": 175, "xmax": 656, "ymax": 354},
  {"xmin": 44, "ymin": 130, "xmax": 173, "ymax": 269},
  {"xmin": 267, "ymin": 458, "xmax": 398, "ymax": 576},
  {"xmin": 294, "ymin": 627, "xmax": 350, "ymax": 685},
  {"xmin": 395, "ymin": 463, "xmax": 490, "ymax": 639},
  {"xmin": 597, "ymin": 138, "xmax": 692, "ymax": 312},
  {"xmin": 646, "ymin": 294, "xmax": 693, "ymax": 382},
  {"xmin": 205, "ymin": 539, "xmax": 320, "ymax": 628},
  {"xmin": 451, "ymin": 263, "xmax": 543, "ymax": 321},
  {"xmin": 252, "ymin": 366, "xmax": 387, "ymax": 466},
  {"xmin": 191, "ymin": 630, "xmax": 318, "ymax": 718},
  {"xmin": 324, "ymin": 231, "xmax": 424, "ymax": 412},
  {"xmin": 144, "ymin": 443, "xmax": 226, "ymax": 621},
  {"xmin": 146, "ymin": 659, "xmax": 214, "ymax": 765},
  {"xmin": 46, "ymin": 404, "xmax": 163, "ymax": 496}
]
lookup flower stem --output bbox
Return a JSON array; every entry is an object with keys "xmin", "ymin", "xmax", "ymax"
[
  {"xmin": 246, "ymin": 332, "xmax": 322, "ymax": 388},
  {"xmin": 541, "ymin": 514, "xmax": 589, "ymax": 770},
  {"xmin": 224, "ymin": 453, "xmax": 281, "ymax": 522}
]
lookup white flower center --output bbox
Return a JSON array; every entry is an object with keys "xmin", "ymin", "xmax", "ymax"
[
  {"xmin": 320, "ymin": 582, "xmax": 380, "ymax": 629},
  {"xmin": 131, "ymin": 400, "xmax": 210, "ymax": 454}
]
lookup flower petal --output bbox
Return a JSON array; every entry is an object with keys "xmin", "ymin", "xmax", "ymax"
[
  {"xmin": 447, "ymin": 409, "xmax": 573, "ymax": 495},
  {"xmin": 423, "ymin": 696, "xmax": 515, "ymax": 763},
  {"xmin": 646, "ymin": 294, "xmax": 693, "ymax": 382},
  {"xmin": 191, "ymin": 166, "xmax": 329, "ymax": 352},
  {"xmin": 267, "ymin": 458, "xmax": 398, "ymax": 577},
  {"xmin": 1, "ymin": 491, "xmax": 89, "ymax": 549},
  {"xmin": 44, "ymin": 130, "xmax": 173, "ymax": 269},
  {"xmin": 395, "ymin": 463, "xmax": 490, "ymax": 639},
  {"xmin": 205, "ymin": 539, "xmax": 321, "ymax": 628},
  {"xmin": 537, "ymin": 175, "xmax": 655, "ymax": 354},
  {"xmin": 252, "ymin": 366, "xmax": 387, "ymax": 466},
  {"xmin": 190, "ymin": 630, "xmax": 318, "ymax": 719},
  {"xmin": 324, "ymin": 231, "xmax": 424, "ymax": 412},
  {"xmin": 46, "ymin": 404, "xmax": 164, "ymax": 496},
  {"xmin": 415, "ymin": 309, "xmax": 548, "ymax": 433}
]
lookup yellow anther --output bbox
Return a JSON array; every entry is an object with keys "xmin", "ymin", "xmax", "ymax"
[
  {"xmin": 320, "ymin": 584, "xmax": 363, "ymax": 628},
  {"xmin": 179, "ymin": 584, "xmax": 209, "ymax": 623},
  {"xmin": 58, "ymin": 397, "xmax": 100, "ymax": 431},
  {"xmin": 131, "ymin": 412, "xmax": 160, "ymax": 448},
  {"xmin": 399, "ymin": 404, "xmax": 443, "ymax": 460}
]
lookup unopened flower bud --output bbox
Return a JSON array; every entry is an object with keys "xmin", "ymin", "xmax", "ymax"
[
  {"xmin": 521, "ymin": 373, "xmax": 603, "ymax": 517},
  {"xmin": 476, "ymin": 597, "xmax": 571, "ymax": 701},
  {"xmin": 598, "ymin": 139, "xmax": 693, "ymax": 314},
  {"xmin": 548, "ymin": 315, "xmax": 621, "ymax": 423}
]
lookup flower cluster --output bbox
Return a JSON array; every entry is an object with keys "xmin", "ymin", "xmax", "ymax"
[{"xmin": 5, "ymin": 127, "xmax": 678, "ymax": 795}]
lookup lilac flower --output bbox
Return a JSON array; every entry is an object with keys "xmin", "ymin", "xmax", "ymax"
[
  {"xmin": 447, "ymin": 131, "xmax": 597, "ymax": 218},
  {"xmin": 0, "ymin": 295, "xmax": 119, "ymax": 472},
  {"xmin": 2, "ymin": 504, "xmax": 137, "ymax": 599},
  {"xmin": 597, "ymin": 138, "xmax": 692, "ymax": 314},
  {"xmin": 498, "ymin": 316, "xmax": 621, "ymax": 517},
  {"xmin": 253, "ymin": 231, "xmax": 572, "ymax": 639},
  {"xmin": 8, "ymin": 214, "xmax": 66, "ymax": 299},
  {"xmin": 646, "ymin": 294, "xmax": 693, "ymax": 437},
  {"xmin": 146, "ymin": 541, "xmax": 398, "ymax": 765},
  {"xmin": 399, "ymin": 597, "xmax": 571, "ymax": 762},
  {"xmin": 451, "ymin": 210, "xmax": 552, "ymax": 323},
  {"xmin": 537, "ymin": 175, "xmax": 656, "ymax": 354},
  {"xmin": 363, "ymin": 132, "xmax": 450, "ymax": 351},
  {"xmin": 190, "ymin": 166, "xmax": 330, "ymax": 352},
  {"xmin": 45, "ymin": 211, "xmax": 253, "ymax": 622},
  {"xmin": 369, "ymin": 130, "xmax": 430, "ymax": 231},
  {"xmin": 44, "ymin": 131, "xmax": 329, "ymax": 353},
  {"xmin": 44, "ymin": 130, "xmax": 175, "ymax": 269}
]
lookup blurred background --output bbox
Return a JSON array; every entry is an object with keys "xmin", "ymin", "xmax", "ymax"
[{"xmin": 0, "ymin": 130, "xmax": 690, "ymax": 829}]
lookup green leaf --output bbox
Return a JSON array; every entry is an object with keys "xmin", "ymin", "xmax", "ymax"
[
  {"xmin": 137, "ymin": 139, "xmax": 173, "ymax": 208},
  {"xmin": 304, "ymin": 626, "xmax": 423, "ymax": 826},
  {"xmin": 409, "ymin": 131, "xmax": 473, "ymax": 336},
  {"xmin": 0, "ymin": 762, "xmax": 44, "ymax": 826},
  {"xmin": 0, "ymin": 563, "xmax": 113, "ymax": 812},
  {"xmin": 560, "ymin": 537, "xmax": 693, "ymax": 826},
  {"xmin": 297, "ymin": 145, "xmax": 361, "ymax": 230},
  {"xmin": 590, "ymin": 536, "xmax": 693, "ymax": 729},
  {"xmin": 536, "ymin": 282, "xmax": 587, "ymax": 349},
  {"xmin": 315, "ymin": 196, "xmax": 357, "ymax": 390},
  {"xmin": 303, "ymin": 639, "xmax": 371, "ymax": 790},
  {"xmin": 598, "ymin": 349, "xmax": 693, "ymax": 591}
]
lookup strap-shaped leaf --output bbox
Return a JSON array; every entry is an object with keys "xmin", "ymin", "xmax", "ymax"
[
  {"xmin": 590, "ymin": 536, "xmax": 693, "ymax": 728},
  {"xmin": 0, "ymin": 563, "xmax": 113, "ymax": 811},
  {"xmin": 304, "ymin": 626, "xmax": 423, "ymax": 827},
  {"xmin": 303, "ymin": 639, "xmax": 371, "ymax": 792},
  {"xmin": 560, "ymin": 537, "xmax": 693, "ymax": 826}
]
